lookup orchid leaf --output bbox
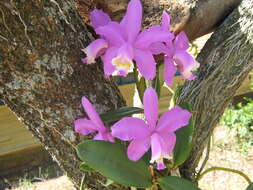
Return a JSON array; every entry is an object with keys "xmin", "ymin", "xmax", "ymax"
[
  {"xmin": 100, "ymin": 107, "xmax": 143, "ymax": 123},
  {"xmin": 173, "ymin": 103, "xmax": 194, "ymax": 167},
  {"xmin": 77, "ymin": 140, "xmax": 152, "ymax": 188},
  {"xmin": 158, "ymin": 176, "xmax": 200, "ymax": 190},
  {"xmin": 246, "ymin": 183, "xmax": 253, "ymax": 190}
]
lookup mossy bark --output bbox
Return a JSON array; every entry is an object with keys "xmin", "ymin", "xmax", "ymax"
[
  {"xmin": 0, "ymin": 0, "xmax": 126, "ymax": 189},
  {"xmin": 177, "ymin": 0, "xmax": 253, "ymax": 181}
]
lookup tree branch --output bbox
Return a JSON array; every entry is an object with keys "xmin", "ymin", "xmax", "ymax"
[{"xmin": 177, "ymin": 0, "xmax": 253, "ymax": 181}]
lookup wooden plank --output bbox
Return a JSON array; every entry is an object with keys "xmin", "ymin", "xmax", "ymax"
[{"xmin": 0, "ymin": 106, "xmax": 40, "ymax": 156}]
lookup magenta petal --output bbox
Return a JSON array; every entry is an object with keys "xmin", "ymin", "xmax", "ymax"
[
  {"xmin": 74, "ymin": 118, "xmax": 96, "ymax": 135},
  {"xmin": 93, "ymin": 132, "xmax": 115, "ymax": 142},
  {"xmin": 81, "ymin": 97, "xmax": 106, "ymax": 132},
  {"xmin": 111, "ymin": 117, "xmax": 150, "ymax": 141},
  {"xmin": 149, "ymin": 42, "xmax": 168, "ymax": 55},
  {"xmin": 95, "ymin": 22, "xmax": 125, "ymax": 46},
  {"xmin": 127, "ymin": 138, "xmax": 151, "ymax": 161},
  {"xmin": 164, "ymin": 56, "xmax": 177, "ymax": 86},
  {"xmin": 102, "ymin": 47, "xmax": 118, "ymax": 76},
  {"xmin": 157, "ymin": 106, "xmax": 191, "ymax": 133},
  {"xmin": 157, "ymin": 160, "xmax": 166, "ymax": 170},
  {"xmin": 173, "ymin": 51, "xmax": 199, "ymax": 80},
  {"xmin": 143, "ymin": 88, "xmax": 158, "ymax": 128},
  {"xmin": 135, "ymin": 26, "xmax": 174, "ymax": 49},
  {"xmin": 150, "ymin": 133, "xmax": 163, "ymax": 162},
  {"xmin": 161, "ymin": 11, "xmax": 170, "ymax": 30},
  {"xmin": 90, "ymin": 9, "xmax": 111, "ymax": 29},
  {"xmin": 83, "ymin": 38, "xmax": 108, "ymax": 64},
  {"xmin": 174, "ymin": 31, "xmax": 189, "ymax": 51},
  {"xmin": 123, "ymin": 0, "xmax": 142, "ymax": 43},
  {"xmin": 134, "ymin": 49, "xmax": 156, "ymax": 80},
  {"xmin": 159, "ymin": 132, "xmax": 176, "ymax": 155}
]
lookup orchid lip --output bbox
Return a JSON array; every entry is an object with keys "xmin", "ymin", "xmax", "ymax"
[{"xmin": 111, "ymin": 55, "xmax": 134, "ymax": 74}]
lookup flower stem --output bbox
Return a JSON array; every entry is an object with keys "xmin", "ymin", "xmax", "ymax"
[
  {"xmin": 196, "ymin": 166, "xmax": 252, "ymax": 185},
  {"xmin": 133, "ymin": 63, "xmax": 146, "ymax": 102}
]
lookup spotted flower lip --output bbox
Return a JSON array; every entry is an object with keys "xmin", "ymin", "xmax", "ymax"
[
  {"xmin": 74, "ymin": 97, "xmax": 114, "ymax": 142},
  {"xmin": 82, "ymin": 0, "xmax": 174, "ymax": 80},
  {"xmin": 111, "ymin": 88, "xmax": 191, "ymax": 170}
]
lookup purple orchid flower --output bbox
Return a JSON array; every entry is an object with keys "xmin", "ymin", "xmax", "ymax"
[
  {"xmin": 82, "ymin": 0, "xmax": 174, "ymax": 80},
  {"xmin": 111, "ymin": 88, "xmax": 191, "ymax": 170},
  {"xmin": 163, "ymin": 31, "xmax": 200, "ymax": 86},
  {"xmin": 151, "ymin": 30, "xmax": 199, "ymax": 86},
  {"xmin": 74, "ymin": 97, "xmax": 114, "ymax": 142}
]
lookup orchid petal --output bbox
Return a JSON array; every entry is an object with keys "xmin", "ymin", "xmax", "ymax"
[
  {"xmin": 161, "ymin": 11, "xmax": 170, "ymax": 30},
  {"xmin": 127, "ymin": 138, "xmax": 151, "ymax": 161},
  {"xmin": 123, "ymin": 0, "xmax": 142, "ymax": 43},
  {"xmin": 157, "ymin": 160, "xmax": 166, "ymax": 170},
  {"xmin": 164, "ymin": 56, "xmax": 177, "ymax": 86},
  {"xmin": 83, "ymin": 39, "xmax": 108, "ymax": 64},
  {"xmin": 90, "ymin": 9, "xmax": 111, "ymax": 29},
  {"xmin": 174, "ymin": 51, "xmax": 199, "ymax": 80},
  {"xmin": 157, "ymin": 106, "xmax": 191, "ymax": 133},
  {"xmin": 74, "ymin": 118, "xmax": 96, "ymax": 135},
  {"xmin": 143, "ymin": 88, "xmax": 158, "ymax": 128},
  {"xmin": 102, "ymin": 47, "xmax": 118, "ymax": 76},
  {"xmin": 150, "ymin": 133, "xmax": 163, "ymax": 162},
  {"xmin": 159, "ymin": 132, "xmax": 176, "ymax": 156},
  {"xmin": 149, "ymin": 42, "xmax": 168, "ymax": 55},
  {"xmin": 81, "ymin": 97, "xmax": 106, "ymax": 132},
  {"xmin": 94, "ymin": 132, "xmax": 115, "ymax": 142},
  {"xmin": 135, "ymin": 26, "xmax": 174, "ymax": 49},
  {"xmin": 174, "ymin": 31, "xmax": 189, "ymax": 51},
  {"xmin": 111, "ymin": 117, "xmax": 150, "ymax": 141},
  {"xmin": 95, "ymin": 22, "xmax": 125, "ymax": 46},
  {"xmin": 134, "ymin": 49, "xmax": 156, "ymax": 80}
]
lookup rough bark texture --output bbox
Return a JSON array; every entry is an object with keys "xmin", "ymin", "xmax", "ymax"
[
  {"xmin": 0, "ymin": 0, "xmax": 126, "ymax": 189},
  {"xmin": 77, "ymin": 0, "xmax": 241, "ymax": 40},
  {"xmin": 177, "ymin": 0, "xmax": 253, "ymax": 181}
]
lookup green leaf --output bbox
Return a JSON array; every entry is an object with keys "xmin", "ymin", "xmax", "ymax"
[
  {"xmin": 158, "ymin": 176, "xmax": 200, "ymax": 190},
  {"xmin": 77, "ymin": 140, "xmax": 152, "ymax": 188},
  {"xmin": 100, "ymin": 107, "xmax": 143, "ymax": 123},
  {"xmin": 80, "ymin": 162, "xmax": 94, "ymax": 172},
  {"xmin": 173, "ymin": 103, "xmax": 194, "ymax": 167},
  {"xmin": 246, "ymin": 183, "xmax": 253, "ymax": 190}
]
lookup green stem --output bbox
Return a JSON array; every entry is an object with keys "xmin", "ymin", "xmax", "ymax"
[
  {"xmin": 133, "ymin": 64, "xmax": 146, "ymax": 102},
  {"xmin": 196, "ymin": 166, "xmax": 252, "ymax": 185},
  {"xmin": 79, "ymin": 175, "xmax": 85, "ymax": 190}
]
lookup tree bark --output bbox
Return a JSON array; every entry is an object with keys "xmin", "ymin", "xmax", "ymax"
[
  {"xmin": 0, "ymin": 0, "xmax": 126, "ymax": 189},
  {"xmin": 177, "ymin": 0, "xmax": 253, "ymax": 181},
  {"xmin": 77, "ymin": 0, "xmax": 241, "ymax": 40}
]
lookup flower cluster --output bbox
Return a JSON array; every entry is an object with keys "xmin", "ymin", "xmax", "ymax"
[
  {"xmin": 75, "ymin": 0, "xmax": 196, "ymax": 170},
  {"xmin": 82, "ymin": 0, "xmax": 198, "ymax": 86},
  {"xmin": 75, "ymin": 88, "xmax": 191, "ymax": 170}
]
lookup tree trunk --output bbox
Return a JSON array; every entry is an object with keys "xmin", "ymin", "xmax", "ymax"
[
  {"xmin": 0, "ymin": 0, "xmax": 126, "ymax": 189},
  {"xmin": 177, "ymin": 0, "xmax": 253, "ymax": 181}
]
